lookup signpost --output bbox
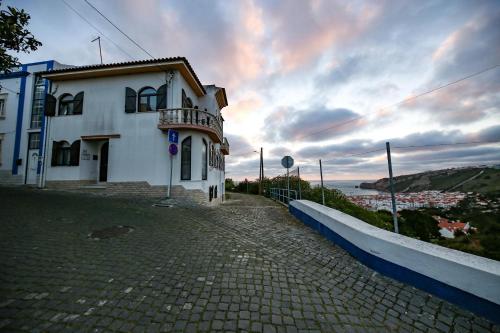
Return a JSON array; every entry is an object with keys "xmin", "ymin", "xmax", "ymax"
[
  {"xmin": 281, "ymin": 156, "xmax": 294, "ymax": 204},
  {"xmin": 167, "ymin": 130, "xmax": 179, "ymax": 198}
]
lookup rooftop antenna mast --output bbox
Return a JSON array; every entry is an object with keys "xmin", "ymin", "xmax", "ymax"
[{"xmin": 91, "ymin": 36, "xmax": 103, "ymax": 64}]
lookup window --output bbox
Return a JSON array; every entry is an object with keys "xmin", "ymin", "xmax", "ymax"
[
  {"xmin": 58, "ymin": 92, "xmax": 84, "ymax": 115},
  {"xmin": 181, "ymin": 136, "xmax": 191, "ymax": 180},
  {"xmin": 0, "ymin": 94, "xmax": 6, "ymax": 117},
  {"xmin": 0, "ymin": 135, "xmax": 3, "ymax": 165},
  {"xmin": 51, "ymin": 140, "xmax": 80, "ymax": 166},
  {"xmin": 28, "ymin": 132, "xmax": 40, "ymax": 149},
  {"xmin": 30, "ymin": 76, "xmax": 45, "ymax": 128},
  {"xmin": 202, "ymin": 139, "xmax": 207, "ymax": 180},
  {"xmin": 138, "ymin": 87, "xmax": 157, "ymax": 112}
]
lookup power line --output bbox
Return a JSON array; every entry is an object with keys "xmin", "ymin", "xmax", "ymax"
[
  {"xmin": 60, "ymin": 0, "xmax": 136, "ymax": 60},
  {"xmin": 296, "ymin": 63, "xmax": 500, "ymax": 141},
  {"xmin": 83, "ymin": 0, "xmax": 155, "ymax": 59},
  {"xmin": 393, "ymin": 140, "xmax": 500, "ymax": 150}
]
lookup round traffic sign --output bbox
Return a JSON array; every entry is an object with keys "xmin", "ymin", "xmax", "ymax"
[
  {"xmin": 169, "ymin": 143, "xmax": 178, "ymax": 155},
  {"xmin": 281, "ymin": 156, "xmax": 294, "ymax": 168}
]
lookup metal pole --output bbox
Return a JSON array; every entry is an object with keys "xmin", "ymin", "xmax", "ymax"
[
  {"xmin": 297, "ymin": 166, "xmax": 302, "ymax": 200},
  {"xmin": 259, "ymin": 147, "xmax": 263, "ymax": 195},
  {"xmin": 287, "ymin": 167, "xmax": 290, "ymax": 204},
  {"xmin": 246, "ymin": 179, "xmax": 249, "ymax": 194},
  {"xmin": 91, "ymin": 36, "xmax": 103, "ymax": 64},
  {"xmin": 168, "ymin": 154, "xmax": 173, "ymax": 198},
  {"xmin": 320, "ymin": 159, "xmax": 325, "ymax": 205},
  {"xmin": 386, "ymin": 142, "xmax": 399, "ymax": 233}
]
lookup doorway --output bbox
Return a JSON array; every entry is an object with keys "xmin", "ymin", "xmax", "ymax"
[
  {"xmin": 99, "ymin": 141, "xmax": 109, "ymax": 182},
  {"xmin": 25, "ymin": 132, "xmax": 40, "ymax": 185}
]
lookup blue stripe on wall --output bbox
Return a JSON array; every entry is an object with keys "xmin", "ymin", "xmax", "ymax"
[
  {"xmin": 289, "ymin": 205, "xmax": 500, "ymax": 324},
  {"xmin": 38, "ymin": 60, "xmax": 54, "ymax": 174},
  {"xmin": 12, "ymin": 65, "xmax": 28, "ymax": 175}
]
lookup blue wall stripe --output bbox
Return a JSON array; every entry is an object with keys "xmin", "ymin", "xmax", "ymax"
[
  {"xmin": 37, "ymin": 60, "xmax": 54, "ymax": 174},
  {"xmin": 12, "ymin": 65, "xmax": 28, "ymax": 175},
  {"xmin": 289, "ymin": 205, "xmax": 500, "ymax": 324}
]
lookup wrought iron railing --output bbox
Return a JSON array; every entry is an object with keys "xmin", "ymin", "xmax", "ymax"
[
  {"xmin": 158, "ymin": 108, "xmax": 223, "ymax": 142},
  {"xmin": 221, "ymin": 137, "xmax": 230, "ymax": 154}
]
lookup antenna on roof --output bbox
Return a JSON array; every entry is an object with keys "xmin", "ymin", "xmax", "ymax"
[{"xmin": 91, "ymin": 36, "xmax": 103, "ymax": 64}]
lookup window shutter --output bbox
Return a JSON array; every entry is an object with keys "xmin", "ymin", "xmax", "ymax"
[
  {"xmin": 70, "ymin": 140, "xmax": 81, "ymax": 166},
  {"xmin": 74, "ymin": 92, "xmax": 84, "ymax": 114},
  {"xmin": 157, "ymin": 84, "xmax": 167, "ymax": 109},
  {"xmin": 125, "ymin": 87, "xmax": 137, "ymax": 113},
  {"xmin": 51, "ymin": 141, "xmax": 59, "ymax": 166},
  {"xmin": 44, "ymin": 94, "xmax": 56, "ymax": 116}
]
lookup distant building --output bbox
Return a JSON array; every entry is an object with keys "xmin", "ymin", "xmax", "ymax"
[
  {"xmin": 433, "ymin": 216, "xmax": 470, "ymax": 238},
  {"xmin": 1, "ymin": 57, "xmax": 230, "ymax": 204}
]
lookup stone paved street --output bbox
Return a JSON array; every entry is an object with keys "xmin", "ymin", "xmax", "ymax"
[{"xmin": 0, "ymin": 187, "xmax": 498, "ymax": 332}]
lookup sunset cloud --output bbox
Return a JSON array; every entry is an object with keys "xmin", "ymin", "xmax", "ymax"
[{"xmin": 10, "ymin": 0, "xmax": 500, "ymax": 180}]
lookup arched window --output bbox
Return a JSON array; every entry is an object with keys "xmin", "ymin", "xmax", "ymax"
[
  {"xmin": 51, "ymin": 141, "xmax": 70, "ymax": 166},
  {"xmin": 59, "ymin": 94, "xmax": 73, "ymax": 115},
  {"xmin": 181, "ymin": 136, "xmax": 191, "ymax": 180},
  {"xmin": 58, "ymin": 92, "xmax": 84, "ymax": 115},
  {"xmin": 51, "ymin": 140, "xmax": 81, "ymax": 166},
  {"xmin": 138, "ymin": 87, "xmax": 157, "ymax": 112},
  {"xmin": 202, "ymin": 139, "xmax": 207, "ymax": 180}
]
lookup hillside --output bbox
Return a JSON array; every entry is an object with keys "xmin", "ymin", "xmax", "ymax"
[{"xmin": 360, "ymin": 166, "xmax": 500, "ymax": 194}]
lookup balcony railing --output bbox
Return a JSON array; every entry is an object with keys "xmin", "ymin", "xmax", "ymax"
[
  {"xmin": 158, "ymin": 108, "xmax": 223, "ymax": 143},
  {"xmin": 221, "ymin": 137, "xmax": 229, "ymax": 155}
]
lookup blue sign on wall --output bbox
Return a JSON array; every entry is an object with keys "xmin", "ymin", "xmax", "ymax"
[{"xmin": 168, "ymin": 129, "xmax": 179, "ymax": 144}]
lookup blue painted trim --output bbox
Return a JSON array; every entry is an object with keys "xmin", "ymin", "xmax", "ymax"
[
  {"xmin": 24, "ymin": 60, "xmax": 54, "ymax": 67},
  {"xmin": 12, "ymin": 65, "xmax": 28, "ymax": 175},
  {"xmin": 0, "ymin": 71, "xmax": 30, "ymax": 80},
  {"xmin": 289, "ymin": 205, "xmax": 500, "ymax": 324},
  {"xmin": 37, "ymin": 60, "xmax": 54, "ymax": 174}
]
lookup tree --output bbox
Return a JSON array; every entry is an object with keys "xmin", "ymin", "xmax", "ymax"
[{"xmin": 0, "ymin": 1, "xmax": 42, "ymax": 72}]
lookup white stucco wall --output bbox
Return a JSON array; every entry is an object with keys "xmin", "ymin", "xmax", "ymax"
[
  {"xmin": 0, "ymin": 77, "xmax": 20, "ymax": 172},
  {"xmin": 44, "ymin": 70, "xmax": 226, "ymax": 196},
  {"xmin": 290, "ymin": 200, "xmax": 500, "ymax": 305}
]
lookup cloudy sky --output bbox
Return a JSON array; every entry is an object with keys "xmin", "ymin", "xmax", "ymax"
[{"xmin": 9, "ymin": 0, "xmax": 500, "ymax": 180}]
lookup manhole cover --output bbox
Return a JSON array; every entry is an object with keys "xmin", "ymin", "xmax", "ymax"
[{"xmin": 88, "ymin": 225, "xmax": 134, "ymax": 240}]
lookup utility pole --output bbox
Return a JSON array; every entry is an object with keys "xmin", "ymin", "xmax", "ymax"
[
  {"xmin": 386, "ymin": 142, "xmax": 399, "ymax": 233},
  {"xmin": 91, "ymin": 36, "xmax": 103, "ymax": 64},
  {"xmin": 319, "ymin": 159, "xmax": 325, "ymax": 205},
  {"xmin": 259, "ymin": 147, "xmax": 264, "ymax": 195}
]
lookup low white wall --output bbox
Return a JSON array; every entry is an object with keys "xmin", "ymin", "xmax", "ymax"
[{"xmin": 290, "ymin": 200, "xmax": 500, "ymax": 306}]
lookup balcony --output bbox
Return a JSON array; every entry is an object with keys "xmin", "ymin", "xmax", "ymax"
[
  {"xmin": 158, "ymin": 108, "xmax": 223, "ymax": 143},
  {"xmin": 221, "ymin": 137, "xmax": 230, "ymax": 155}
]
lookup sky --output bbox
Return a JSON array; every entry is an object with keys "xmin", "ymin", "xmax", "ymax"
[{"xmin": 8, "ymin": 0, "xmax": 500, "ymax": 181}]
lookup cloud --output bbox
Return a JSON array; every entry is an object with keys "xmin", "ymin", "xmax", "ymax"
[
  {"xmin": 402, "ymin": 7, "xmax": 500, "ymax": 125},
  {"xmin": 263, "ymin": 106, "xmax": 365, "ymax": 142}
]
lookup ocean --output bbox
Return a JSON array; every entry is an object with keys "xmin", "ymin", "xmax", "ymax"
[{"xmin": 309, "ymin": 180, "xmax": 382, "ymax": 196}]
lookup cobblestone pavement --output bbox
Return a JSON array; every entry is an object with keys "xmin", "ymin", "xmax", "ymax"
[{"xmin": 0, "ymin": 187, "xmax": 498, "ymax": 333}]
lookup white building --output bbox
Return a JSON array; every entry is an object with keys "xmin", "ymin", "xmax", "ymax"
[
  {"xmin": 1, "ymin": 57, "xmax": 230, "ymax": 204},
  {"xmin": 0, "ymin": 60, "xmax": 67, "ymax": 185}
]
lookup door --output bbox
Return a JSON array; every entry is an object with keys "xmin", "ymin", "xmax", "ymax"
[
  {"xmin": 26, "ymin": 133, "xmax": 40, "ymax": 185},
  {"xmin": 99, "ymin": 141, "xmax": 109, "ymax": 182}
]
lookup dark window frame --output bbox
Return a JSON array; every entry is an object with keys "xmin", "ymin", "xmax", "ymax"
[
  {"xmin": 138, "ymin": 87, "xmax": 157, "ymax": 112},
  {"xmin": 181, "ymin": 136, "xmax": 192, "ymax": 180},
  {"xmin": 58, "ymin": 94, "xmax": 74, "ymax": 116},
  {"xmin": 202, "ymin": 139, "xmax": 207, "ymax": 180}
]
